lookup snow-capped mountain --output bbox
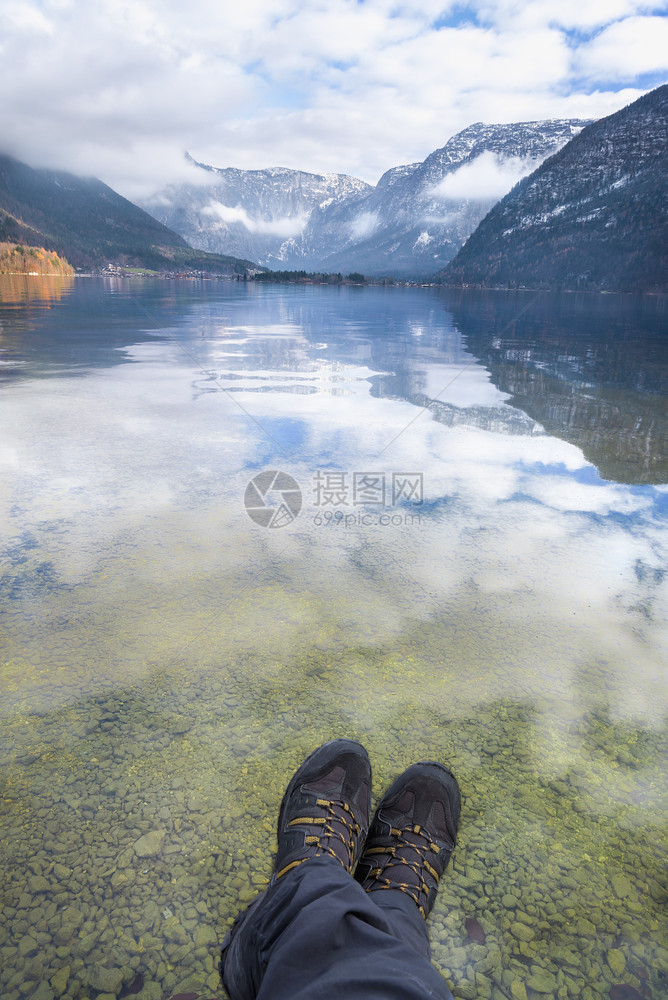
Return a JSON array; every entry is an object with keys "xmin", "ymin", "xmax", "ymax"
[
  {"xmin": 441, "ymin": 86, "xmax": 668, "ymax": 292},
  {"xmin": 294, "ymin": 119, "xmax": 590, "ymax": 275},
  {"xmin": 142, "ymin": 156, "xmax": 371, "ymax": 267},
  {"xmin": 142, "ymin": 120, "xmax": 590, "ymax": 276}
]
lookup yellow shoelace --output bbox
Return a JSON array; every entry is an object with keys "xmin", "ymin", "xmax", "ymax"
[
  {"xmin": 362, "ymin": 823, "xmax": 442, "ymax": 918},
  {"xmin": 276, "ymin": 798, "xmax": 361, "ymax": 879}
]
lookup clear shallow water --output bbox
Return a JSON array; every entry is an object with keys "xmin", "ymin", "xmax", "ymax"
[{"xmin": 0, "ymin": 276, "xmax": 666, "ymax": 1000}]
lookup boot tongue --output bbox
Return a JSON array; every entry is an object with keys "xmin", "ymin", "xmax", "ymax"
[
  {"xmin": 392, "ymin": 788, "xmax": 415, "ymax": 824},
  {"xmin": 302, "ymin": 765, "xmax": 345, "ymax": 795},
  {"xmin": 429, "ymin": 799, "xmax": 456, "ymax": 846}
]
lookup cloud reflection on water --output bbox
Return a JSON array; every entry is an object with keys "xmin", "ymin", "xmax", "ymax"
[{"xmin": 1, "ymin": 282, "xmax": 666, "ymax": 737}]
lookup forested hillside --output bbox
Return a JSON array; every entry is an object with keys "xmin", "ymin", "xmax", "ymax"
[
  {"xmin": 0, "ymin": 153, "xmax": 254, "ymax": 273},
  {"xmin": 440, "ymin": 86, "xmax": 668, "ymax": 292}
]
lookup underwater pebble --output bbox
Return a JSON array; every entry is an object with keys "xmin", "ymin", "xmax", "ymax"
[
  {"xmin": 27, "ymin": 876, "xmax": 49, "ymax": 894},
  {"xmin": 134, "ymin": 982, "xmax": 162, "ymax": 1000},
  {"xmin": 526, "ymin": 969, "xmax": 557, "ymax": 993},
  {"xmin": 510, "ymin": 922, "xmax": 534, "ymax": 943},
  {"xmin": 18, "ymin": 936, "xmax": 39, "ymax": 957},
  {"xmin": 86, "ymin": 964, "xmax": 124, "ymax": 994},
  {"xmin": 609, "ymin": 987, "xmax": 643, "ymax": 1000},
  {"xmin": 510, "ymin": 981, "xmax": 527, "ymax": 1000},
  {"xmin": 611, "ymin": 874, "xmax": 634, "ymax": 899},
  {"xmin": 452, "ymin": 983, "xmax": 476, "ymax": 999},
  {"xmin": 465, "ymin": 917, "xmax": 486, "ymax": 943},
  {"xmin": 193, "ymin": 926, "xmax": 218, "ymax": 949},
  {"xmin": 29, "ymin": 982, "xmax": 54, "ymax": 1000},
  {"xmin": 49, "ymin": 966, "xmax": 69, "ymax": 996},
  {"xmin": 607, "ymin": 949, "xmax": 626, "ymax": 978},
  {"xmin": 133, "ymin": 831, "xmax": 166, "ymax": 858}
]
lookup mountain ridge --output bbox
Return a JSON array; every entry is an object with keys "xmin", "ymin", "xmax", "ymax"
[
  {"xmin": 147, "ymin": 159, "xmax": 370, "ymax": 268},
  {"xmin": 0, "ymin": 153, "xmax": 254, "ymax": 274},
  {"xmin": 142, "ymin": 119, "xmax": 591, "ymax": 277},
  {"xmin": 440, "ymin": 86, "xmax": 668, "ymax": 292}
]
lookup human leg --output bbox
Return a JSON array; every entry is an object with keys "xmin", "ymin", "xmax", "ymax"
[
  {"xmin": 221, "ymin": 856, "xmax": 454, "ymax": 1000},
  {"xmin": 221, "ymin": 736, "xmax": 373, "ymax": 999},
  {"xmin": 220, "ymin": 743, "xmax": 461, "ymax": 1000}
]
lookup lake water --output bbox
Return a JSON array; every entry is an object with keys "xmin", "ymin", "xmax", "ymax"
[{"xmin": 1, "ymin": 276, "xmax": 666, "ymax": 1000}]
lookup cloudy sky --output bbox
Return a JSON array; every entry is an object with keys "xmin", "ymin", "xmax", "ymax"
[{"xmin": 2, "ymin": 0, "xmax": 668, "ymax": 199}]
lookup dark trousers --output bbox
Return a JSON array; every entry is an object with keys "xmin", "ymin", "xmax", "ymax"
[{"xmin": 220, "ymin": 857, "xmax": 455, "ymax": 1000}]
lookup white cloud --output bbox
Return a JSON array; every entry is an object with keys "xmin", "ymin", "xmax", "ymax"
[
  {"xmin": 7, "ymin": 4, "xmax": 54, "ymax": 33},
  {"xmin": 203, "ymin": 201, "xmax": 308, "ymax": 236},
  {"xmin": 429, "ymin": 150, "xmax": 541, "ymax": 201},
  {"xmin": 525, "ymin": 476, "xmax": 651, "ymax": 515},
  {"xmin": 0, "ymin": 1, "xmax": 664, "ymax": 196},
  {"xmin": 350, "ymin": 211, "xmax": 380, "ymax": 239},
  {"xmin": 576, "ymin": 15, "xmax": 668, "ymax": 79},
  {"xmin": 478, "ymin": 0, "xmax": 650, "ymax": 31}
]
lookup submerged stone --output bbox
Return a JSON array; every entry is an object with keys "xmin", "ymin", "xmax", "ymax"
[
  {"xmin": 465, "ymin": 917, "xmax": 486, "ymax": 943},
  {"xmin": 133, "ymin": 830, "xmax": 166, "ymax": 858},
  {"xmin": 193, "ymin": 925, "xmax": 218, "ymax": 948},
  {"xmin": 19, "ymin": 935, "xmax": 38, "ymax": 957},
  {"xmin": 29, "ymin": 983, "xmax": 54, "ymax": 1000},
  {"xmin": 609, "ymin": 987, "xmax": 642, "ymax": 1000},
  {"xmin": 526, "ymin": 969, "xmax": 557, "ymax": 993},
  {"xmin": 510, "ymin": 982, "xmax": 527, "ymax": 1000},
  {"xmin": 133, "ymin": 982, "xmax": 161, "ymax": 1000},
  {"xmin": 510, "ymin": 922, "xmax": 534, "ymax": 942},
  {"xmin": 28, "ymin": 875, "xmax": 49, "ymax": 893},
  {"xmin": 607, "ymin": 949, "xmax": 625, "ymax": 977},
  {"xmin": 611, "ymin": 874, "xmax": 634, "ymax": 898},
  {"xmin": 452, "ymin": 985, "xmax": 476, "ymax": 1000},
  {"xmin": 87, "ymin": 964, "xmax": 124, "ymax": 995},
  {"xmin": 50, "ymin": 966, "xmax": 69, "ymax": 996}
]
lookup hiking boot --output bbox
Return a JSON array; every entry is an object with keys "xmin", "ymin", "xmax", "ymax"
[
  {"xmin": 354, "ymin": 761, "xmax": 460, "ymax": 918},
  {"xmin": 273, "ymin": 738, "xmax": 372, "ymax": 882}
]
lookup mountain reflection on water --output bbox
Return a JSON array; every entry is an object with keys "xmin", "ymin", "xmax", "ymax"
[{"xmin": 439, "ymin": 289, "xmax": 667, "ymax": 485}]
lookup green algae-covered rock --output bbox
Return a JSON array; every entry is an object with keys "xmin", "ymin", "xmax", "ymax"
[
  {"xmin": 607, "ymin": 948, "xmax": 626, "ymax": 977},
  {"xmin": 135, "ymin": 982, "xmax": 161, "ymax": 1000},
  {"xmin": 19, "ymin": 935, "xmax": 38, "ymax": 957},
  {"xmin": 526, "ymin": 969, "xmax": 557, "ymax": 993},
  {"xmin": 511, "ymin": 921, "xmax": 535, "ymax": 942},
  {"xmin": 611, "ymin": 873, "xmax": 634, "ymax": 898},
  {"xmin": 193, "ymin": 924, "xmax": 218, "ymax": 948},
  {"xmin": 50, "ymin": 967, "xmax": 69, "ymax": 996},
  {"xmin": 29, "ymin": 983, "xmax": 54, "ymax": 1000},
  {"xmin": 474, "ymin": 972, "xmax": 493, "ymax": 998},
  {"xmin": 452, "ymin": 983, "xmax": 477, "ymax": 999},
  {"xmin": 28, "ymin": 875, "xmax": 49, "ymax": 893},
  {"xmin": 510, "ymin": 982, "xmax": 527, "ymax": 1000},
  {"xmin": 87, "ymin": 965, "xmax": 124, "ymax": 994}
]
